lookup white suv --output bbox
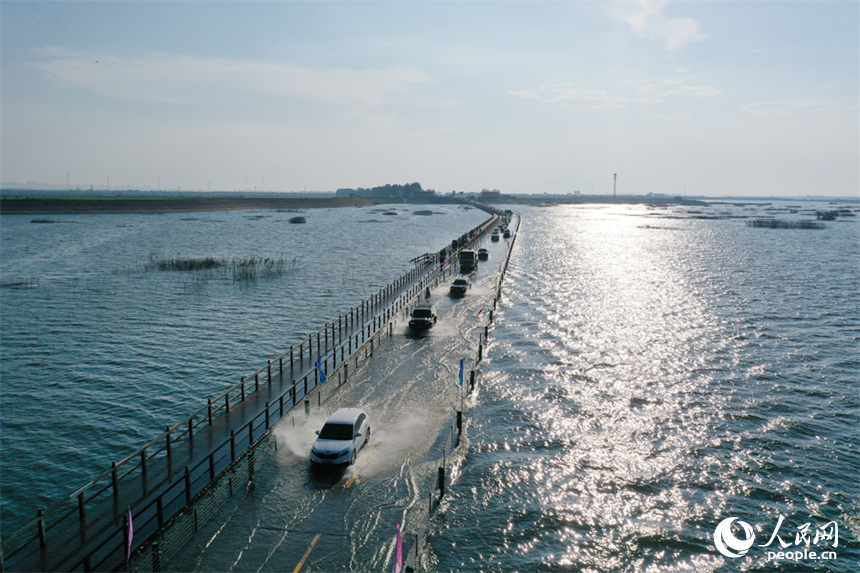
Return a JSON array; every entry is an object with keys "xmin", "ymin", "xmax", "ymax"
[{"xmin": 310, "ymin": 408, "xmax": 371, "ymax": 465}]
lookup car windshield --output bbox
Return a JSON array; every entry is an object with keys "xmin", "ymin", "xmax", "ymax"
[
  {"xmin": 413, "ymin": 309, "xmax": 432, "ymax": 318},
  {"xmin": 454, "ymin": 279, "xmax": 467, "ymax": 285},
  {"xmin": 318, "ymin": 422, "xmax": 353, "ymax": 440}
]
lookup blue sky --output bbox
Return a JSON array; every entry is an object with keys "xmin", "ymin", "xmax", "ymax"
[{"xmin": 1, "ymin": 1, "xmax": 857, "ymax": 196}]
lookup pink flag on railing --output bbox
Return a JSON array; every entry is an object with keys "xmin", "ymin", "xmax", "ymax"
[
  {"xmin": 393, "ymin": 523, "xmax": 403, "ymax": 573},
  {"xmin": 126, "ymin": 507, "xmax": 134, "ymax": 562}
]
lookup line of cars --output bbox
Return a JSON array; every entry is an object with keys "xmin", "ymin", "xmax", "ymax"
[{"xmin": 311, "ymin": 227, "xmax": 509, "ymax": 467}]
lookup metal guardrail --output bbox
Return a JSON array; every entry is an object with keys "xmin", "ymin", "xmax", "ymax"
[{"xmin": 1, "ymin": 203, "xmax": 502, "ymax": 572}]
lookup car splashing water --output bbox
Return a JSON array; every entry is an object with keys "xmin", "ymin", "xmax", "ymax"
[{"xmin": 0, "ymin": 204, "xmax": 488, "ymax": 536}]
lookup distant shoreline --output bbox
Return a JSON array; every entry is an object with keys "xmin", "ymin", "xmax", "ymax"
[
  {"xmin": 0, "ymin": 196, "xmax": 394, "ymax": 215},
  {"xmin": 0, "ymin": 194, "xmax": 717, "ymax": 215}
]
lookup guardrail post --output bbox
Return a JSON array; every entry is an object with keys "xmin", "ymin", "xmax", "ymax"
[
  {"xmin": 438, "ymin": 467, "xmax": 445, "ymax": 498},
  {"xmin": 265, "ymin": 402, "xmax": 270, "ymax": 430},
  {"xmin": 209, "ymin": 454, "xmax": 215, "ymax": 482},
  {"xmin": 241, "ymin": 378, "xmax": 246, "ymax": 401},
  {"xmin": 230, "ymin": 430, "xmax": 236, "ymax": 462},
  {"xmin": 225, "ymin": 390, "xmax": 230, "ymax": 413},
  {"xmin": 188, "ymin": 418, "xmax": 194, "ymax": 446},
  {"xmin": 268, "ymin": 360, "xmax": 271, "ymax": 384},
  {"xmin": 151, "ymin": 541, "xmax": 161, "ymax": 573},
  {"xmin": 185, "ymin": 467, "xmax": 191, "ymax": 504},
  {"xmin": 78, "ymin": 492, "xmax": 86, "ymax": 529},
  {"xmin": 279, "ymin": 394, "xmax": 284, "ymax": 417},
  {"xmin": 254, "ymin": 372, "xmax": 259, "ymax": 392},
  {"xmin": 248, "ymin": 448, "xmax": 255, "ymax": 483},
  {"xmin": 112, "ymin": 461, "xmax": 119, "ymax": 499},
  {"xmin": 157, "ymin": 496, "xmax": 164, "ymax": 528},
  {"xmin": 207, "ymin": 398, "xmax": 212, "ymax": 425},
  {"xmin": 291, "ymin": 346, "xmax": 294, "ymax": 371},
  {"xmin": 279, "ymin": 356, "xmax": 283, "ymax": 379},
  {"xmin": 140, "ymin": 448, "xmax": 146, "ymax": 484},
  {"xmin": 37, "ymin": 508, "xmax": 46, "ymax": 548},
  {"xmin": 166, "ymin": 426, "xmax": 172, "ymax": 470}
]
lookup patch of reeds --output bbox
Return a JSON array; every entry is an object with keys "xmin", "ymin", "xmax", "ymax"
[
  {"xmin": 746, "ymin": 219, "xmax": 825, "ymax": 229},
  {"xmin": 229, "ymin": 256, "xmax": 290, "ymax": 280},
  {"xmin": 413, "ymin": 210, "xmax": 433, "ymax": 216},
  {"xmin": 148, "ymin": 256, "xmax": 225, "ymax": 272},
  {"xmin": 144, "ymin": 254, "xmax": 294, "ymax": 280},
  {"xmin": 289, "ymin": 216, "xmax": 307, "ymax": 223}
]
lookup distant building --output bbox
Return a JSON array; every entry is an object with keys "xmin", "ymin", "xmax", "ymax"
[{"xmin": 481, "ymin": 190, "xmax": 501, "ymax": 200}]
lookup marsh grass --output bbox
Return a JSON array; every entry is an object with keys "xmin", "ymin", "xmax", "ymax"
[{"xmin": 144, "ymin": 254, "xmax": 294, "ymax": 280}]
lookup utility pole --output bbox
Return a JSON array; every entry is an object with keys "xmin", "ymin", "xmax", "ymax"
[{"xmin": 613, "ymin": 173, "xmax": 617, "ymax": 198}]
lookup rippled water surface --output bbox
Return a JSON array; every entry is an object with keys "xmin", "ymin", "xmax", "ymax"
[
  {"xmin": 2, "ymin": 200, "xmax": 858, "ymax": 572},
  {"xmin": 0, "ymin": 204, "xmax": 488, "ymax": 534},
  {"xmin": 428, "ymin": 202, "xmax": 859, "ymax": 572}
]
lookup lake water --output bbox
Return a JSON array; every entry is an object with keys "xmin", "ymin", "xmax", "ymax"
[
  {"xmin": 427, "ymin": 200, "xmax": 860, "ymax": 572},
  {"xmin": 0, "ymin": 204, "xmax": 488, "ymax": 536},
  {"xmin": 1, "ymin": 199, "xmax": 858, "ymax": 572}
]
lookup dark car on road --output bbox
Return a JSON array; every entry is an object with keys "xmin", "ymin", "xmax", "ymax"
[
  {"xmin": 408, "ymin": 305, "xmax": 437, "ymax": 330},
  {"xmin": 449, "ymin": 277, "xmax": 470, "ymax": 297}
]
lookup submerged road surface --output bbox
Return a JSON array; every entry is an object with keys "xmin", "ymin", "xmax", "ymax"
[{"xmin": 172, "ymin": 233, "xmax": 514, "ymax": 572}]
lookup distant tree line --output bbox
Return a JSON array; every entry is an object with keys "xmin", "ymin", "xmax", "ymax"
[{"xmin": 335, "ymin": 182, "xmax": 433, "ymax": 199}]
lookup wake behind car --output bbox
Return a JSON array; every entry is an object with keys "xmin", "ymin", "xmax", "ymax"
[
  {"xmin": 408, "ymin": 305, "xmax": 437, "ymax": 329},
  {"xmin": 449, "ymin": 277, "xmax": 470, "ymax": 297},
  {"xmin": 310, "ymin": 408, "xmax": 370, "ymax": 465}
]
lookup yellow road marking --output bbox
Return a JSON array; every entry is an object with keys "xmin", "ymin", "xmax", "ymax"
[
  {"xmin": 395, "ymin": 380, "xmax": 417, "ymax": 410},
  {"xmin": 292, "ymin": 533, "xmax": 321, "ymax": 573}
]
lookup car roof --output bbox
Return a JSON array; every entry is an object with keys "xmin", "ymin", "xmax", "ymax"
[
  {"xmin": 325, "ymin": 407, "xmax": 366, "ymax": 424},
  {"xmin": 453, "ymin": 278, "xmax": 468, "ymax": 283}
]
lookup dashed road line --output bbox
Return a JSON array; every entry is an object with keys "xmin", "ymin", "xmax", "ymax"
[{"xmin": 291, "ymin": 532, "xmax": 321, "ymax": 573}]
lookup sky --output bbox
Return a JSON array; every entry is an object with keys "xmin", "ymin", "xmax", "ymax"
[{"xmin": 1, "ymin": 1, "xmax": 857, "ymax": 197}]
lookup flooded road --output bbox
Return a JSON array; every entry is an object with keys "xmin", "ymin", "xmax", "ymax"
[{"xmin": 173, "ymin": 231, "xmax": 513, "ymax": 572}]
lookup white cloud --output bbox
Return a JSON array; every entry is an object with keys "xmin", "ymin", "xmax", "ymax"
[
  {"xmin": 509, "ymin": 81, "xmax": 720, "ymax": 107},
  {"xmin": 610, "ymin": 1, "xmax": 706, "ymax": 51},
  {"xmin": 742, "ymin": 100, "xmax": 839, "ymax": 117},
  {"xmin": 34, "ymin": 47, "xmax": 432, "ymax": 107}
]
